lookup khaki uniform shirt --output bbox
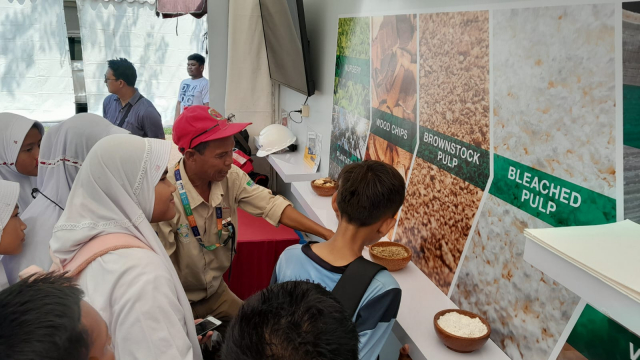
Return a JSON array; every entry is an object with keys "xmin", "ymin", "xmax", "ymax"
[{"xmin": 154, "ymin": 159, "xmax": 292, "ymax": 303}]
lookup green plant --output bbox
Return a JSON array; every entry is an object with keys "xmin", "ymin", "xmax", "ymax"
[
  {"xmin": 336, "ymin": 17, "xmax": 370, "ymax": 59},
  {"xmin": 333, "ymin": 77, "xmax": 370, "ymax": 119}
]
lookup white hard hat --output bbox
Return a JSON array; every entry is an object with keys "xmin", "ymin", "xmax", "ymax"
[{"xmin": 256, "ymin": 124, "xmax": 296, "ymax": 157}]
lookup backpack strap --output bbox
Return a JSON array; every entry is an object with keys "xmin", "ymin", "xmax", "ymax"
[
  {"xmin": 18, "ymin": 234, "xmax": 152, "ymax": 281},
  {"xmin": 332, "ymin": 257, "xmax": 386, "ymax": 319},
  {"xmin": 63, "ymin": 234, "xmax": 152, "ymax": 277},
  {"xmin": 116, "ymin": 95, "xmax": 145, "ymax": 128}
]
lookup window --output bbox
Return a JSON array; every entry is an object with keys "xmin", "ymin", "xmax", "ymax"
[{"xmin": 68, "ymin": 37, "xmax": 82, "ymax": 61}]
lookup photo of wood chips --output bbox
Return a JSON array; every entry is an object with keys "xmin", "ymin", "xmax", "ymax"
[
  {"xmin": 365, "ymin": 134, "xmax": 413, "ymax": 240},
  {"xmin": 371, "ymin": 14, "xmax": 418, "ymax": 121},
  {"xmin": 364, "ymin": 134, "xmax": 413, "ymax": 181},
  {"xmin": 394, "ymin": 11, "xmax": 489, "ymax": 294},
  {"xmin": 365, "ymin": 13, "xmax": 418, "ymax": 185}
]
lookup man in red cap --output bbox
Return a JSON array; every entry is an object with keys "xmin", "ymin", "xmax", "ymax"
[{"xmin": 154, "ymin": 105, "xmax": 334, "ymax": 336}]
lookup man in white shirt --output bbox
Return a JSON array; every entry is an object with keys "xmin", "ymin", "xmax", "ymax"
[{"xmin": 175, "ymin": 53, "xmax": 210, "ymax": 121}]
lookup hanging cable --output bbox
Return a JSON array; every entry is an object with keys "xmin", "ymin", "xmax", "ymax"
[
  {"xmin": 31, "ymin": 188, "xmax": 64, "ymax": 211},
  {"xmin": 288, "ymin": 96, "xmax": 309, "ymax": 124}
]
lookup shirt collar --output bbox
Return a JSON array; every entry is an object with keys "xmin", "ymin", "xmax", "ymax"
[
  {"xmin": 302, "ymin": 242, "xmax": 349, "ymax": 274},
  {"xmin": 114, "ymin": 89, "xmax": 141, "ymax": 106},
  {"xmin": 176, "ymin": 158, "xmax": 204, "ymax": 208},
  {"xmin": 175, "ymin": 158, "xmax": 225, "ymax": 208}
]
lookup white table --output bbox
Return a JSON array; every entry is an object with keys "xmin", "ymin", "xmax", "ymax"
[
  {"xmin": 524, "ymin": 237, "xmax": 640, "ymax": 336},
  {"xmin": 267, "ymin": 153, "xmax": 321, "ymax": 183},
  {"xmin": 290, "ymin": 181, "xmax": 509, "ymax": 360}
]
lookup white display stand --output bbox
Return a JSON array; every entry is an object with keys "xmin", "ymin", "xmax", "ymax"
[
  {"xmin": 524, "ymin": 238, "xmax": 640, "ymax": 336},
  {"xmin": 267, "ymin": 153, "xmax": 321, "ymax": 183},
  {"xmin": 290, "ymin": 181, "xmax": 509, "ymax": 360}
]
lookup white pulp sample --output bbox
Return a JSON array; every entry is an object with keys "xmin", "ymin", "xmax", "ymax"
[{"xmin": 438, "ymin": 312, "xmax": 488, "ymax": 338}]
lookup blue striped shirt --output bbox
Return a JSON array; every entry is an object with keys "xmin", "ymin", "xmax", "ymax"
[{"xmin": 273, "ymin": 243, "xmax": 402, "ymax": 360}]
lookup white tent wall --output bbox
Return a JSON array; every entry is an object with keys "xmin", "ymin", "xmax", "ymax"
[
  {"xmin": 77, "ymin": 0, "xmax": 208, "ymax": 126},
  {"xmin": 225, "ymin": 0, "xmax": 273, "ymax": 150},
  {"xmin": 0, "ymin": 0, "xmax": 75, "ymax": 121}
]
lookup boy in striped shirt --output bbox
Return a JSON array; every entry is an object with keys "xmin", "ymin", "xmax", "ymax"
[{"xmin": 273, "ymin": 161, "xmax": 405, "ymax": 360}]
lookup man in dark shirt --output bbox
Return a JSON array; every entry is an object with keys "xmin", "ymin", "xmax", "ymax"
[{"xmin": 102, "ymin": 58, "xmax": 165, "ymax": 139}]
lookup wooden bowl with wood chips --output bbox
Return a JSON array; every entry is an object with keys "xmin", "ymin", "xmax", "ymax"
[
  {"xmin": 311, "ymin": 178, "xmax": 338, "ymax": 197},
  {"xmin": 369, "ymin": 242, "xmax": 412, "ymax": 271}
]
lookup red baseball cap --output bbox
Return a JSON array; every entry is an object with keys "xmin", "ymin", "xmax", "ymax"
[{"xmin": 173, "ymin": 105, "xmax": 251, "ymax": 153}]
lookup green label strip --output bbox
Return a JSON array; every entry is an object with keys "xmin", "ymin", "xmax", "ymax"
[
  {"xmin": 330, "ymin": 143, "xmax": 362, "ymax": 168},
  {"xmin": 489, "ymin": 154, "xmax": 616, "ymax": 227},
  {"xmin": 623, "ymin": 84, "xmax": 640, "ymax": 150},
  {"xmin": 369, "ymin": 107, "xmax": 417, "ymax": 154},
  {"xmin": 335, "ymin": 55, "xmax": 370, "ymax": 86},
  {"xmin": 416, "ymin": 127, "xmax": 490, "ymax": 189},
  {"xmin": 565, "ymin": 304, "xmax": 640, "ymax": 360}
]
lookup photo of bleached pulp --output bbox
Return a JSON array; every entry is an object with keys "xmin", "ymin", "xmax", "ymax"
[
  {"xmin": 395, "ymin": 159, "xmax": 483, "ymax": 294},
  {"xmin": 437, "ymin": 312, "xmax": 488, "ymax": 338},
  {"xmin": 450, "ymin": 196, "xmax": 580, "ymax": 360},
  {"xmin": 418, "ymin": 11, "xmax": 489, "ymax": 148},
  {"xmin": 492, "ymin": 5, "xmax": 616, "ymax": 198},
  {"xmin": 449, "ymin": 5, "xmax": 614, "ymax": 359},
  {"xmin": 371, "ymin": 14, "xmax": 417, "ymax": 121},
  {"xmin": 329, "ymin": 105, "xmax": 371, "ymax": 179},
  {"xmin": 393, "ymin": 11, "xmax": 489, "ymax": 294}
]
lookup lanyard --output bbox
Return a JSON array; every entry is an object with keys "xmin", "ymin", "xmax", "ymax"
[{"xmin": 174, "ymin": 161, "xmax": 223, "ymax": 250}]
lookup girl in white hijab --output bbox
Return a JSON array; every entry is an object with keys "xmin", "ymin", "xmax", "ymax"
[
  {"xmin": 2, "ymin": 114, "xmax": 128, "ymax": 285},
  {"xmin": 0, "ymin": 113, "xmax": 44, "ymax": 211},
  {"xmin": 0, "ymin": 180, "xmax": 27, "ymax": 289},
  {"xmin": 49, "ymin": 134, "xmax": 203, "ymax": 360}
]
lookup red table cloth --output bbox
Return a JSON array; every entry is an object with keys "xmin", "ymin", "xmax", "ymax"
[{"xmin": 224, "ymin": 209, "xmax": 300, "ymax": 300}]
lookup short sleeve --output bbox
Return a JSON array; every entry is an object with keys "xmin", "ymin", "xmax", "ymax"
[
  {"xmin": 102, "ymin": 97, "xmax": 109, "ymax": 118},
  {"xmin": 202, "ymin": 80, "xmax": 210, "ymax": 104},
  {"xmin": 354, "ymin": 287, "xmax": 402, "ymax": 360},
  {"xmin": 143, "ymin": 106, "xmax": 165, "ymax": 139},
  {"xmin": 233, "ymin": 169, "xmax": 291, "ymax": 226}
]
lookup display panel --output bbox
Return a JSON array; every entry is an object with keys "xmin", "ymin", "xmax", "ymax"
[{"xmin": 328, "ymin": 2, "xmax": 633, "ymax": 359}]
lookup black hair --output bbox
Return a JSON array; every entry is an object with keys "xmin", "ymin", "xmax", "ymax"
[
  {"xmin": 0, "ymin": 273, "xmax": 90, "ymax": 360},
  {"xmin": 221, "ymin": 281, "xmax": 359, "ymax": 360},
  {"xmin": 337, "ymin": 160, "xmax": 406, "ymax": 227},
  {"xmin": 187, "ymin": 53, "xmax": 206, "ymax": 66},
  {"xmin": 192, "ymin": 140, "xmax": 210, "ymax": 155},
  {"xmin": 107, "ymin": 58, "xmax": 137, "ymax": 87}
]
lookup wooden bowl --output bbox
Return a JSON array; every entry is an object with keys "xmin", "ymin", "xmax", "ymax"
[
  {"xmin": 433, "ymin": 309, "xmax": 491, "ymax": 353},
  {"xmin": 310, "ymin": 179, "xmax": 338, "ymax": 197},
  {"xmin": 369, "ymin": 242, "xmax": 412, "ymax": 271}
]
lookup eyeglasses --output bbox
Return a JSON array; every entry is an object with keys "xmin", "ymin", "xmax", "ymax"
[
  {"xmin": 104, "ymin": 76, "xmax": 117, "ymax": 83},
  {"xmin": 188, "ymin": 113, "xmax": 236, "ymax": 149}
]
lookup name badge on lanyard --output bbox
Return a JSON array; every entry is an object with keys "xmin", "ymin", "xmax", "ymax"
[{"xmin": 174, "ymin": 162, "xmax": 222, "ymax": 250}]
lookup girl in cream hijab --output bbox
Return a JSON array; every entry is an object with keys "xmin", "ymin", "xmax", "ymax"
[
  {"xmin": 0, "ymin": 113, "xmax": 44, "ymax": 211},
  {"xmin": 50, "ymin": 134, "xmax": 203, "ymax": 360},
  {"xmin": 2, "ymin": 114, "xmax": 128, "ymax": 284}
]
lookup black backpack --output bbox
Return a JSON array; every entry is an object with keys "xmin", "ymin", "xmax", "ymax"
[{"xmin": 332, "ymin": 257, "xmax": 386, "ymax": 319}]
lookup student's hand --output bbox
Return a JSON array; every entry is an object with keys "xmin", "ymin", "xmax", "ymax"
[
  {"xmin": 194, "ymin": 319, "xmax": 213, "ymax": 345},
  {"xmin": 398, "ymin": 344, "xmax": 412, "ymax": 360}
]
